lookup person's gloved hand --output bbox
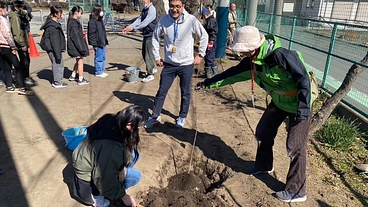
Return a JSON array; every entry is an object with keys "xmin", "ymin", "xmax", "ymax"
[{"xmin": 195, "ymin": 82, "xmax": 204, "ymax": 90}]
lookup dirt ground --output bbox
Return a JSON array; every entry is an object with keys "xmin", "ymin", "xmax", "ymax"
[{"xmin": 0, "ymin": 32, "xmax": 367, "ymax": 207}]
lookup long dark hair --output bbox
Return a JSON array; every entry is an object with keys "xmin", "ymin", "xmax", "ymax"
[
  {"xmin": 86, "ymin": 105, "xmax": 148, "ymax": 151},
  {"xmin": 90, "ymin": 4, "xmax": 102, "ymax": 21},
  {"xmin": 68, "ymin": 5, "xmax": 82, "ymax": 25},
  {"xmin": 40, "ymin": 5, "xmax": 62, "ymax": 29}
]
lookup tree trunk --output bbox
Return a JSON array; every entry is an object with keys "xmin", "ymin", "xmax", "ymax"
[{"xmin": 310, "ymin": 52, "xmax": 368, "ymax": 135}]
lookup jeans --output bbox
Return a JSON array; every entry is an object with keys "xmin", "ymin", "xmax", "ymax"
[
  {"xmin": 124, "ymin": 150, "xmax": 141, "ymax": 189},
  {"xmin": 47, "ymin": 52, "xmax": 64, "ymax": 84},
  {"xmin": 142, "ymin": 38, "xmax": 155, "ymax": 75},
  {"xmin": 255, "ymin": 101, "xmax": 311, "ymax": 195},
  {"xmin": 204, "ymin": 43, "xmax": 217, "ymax": 68},
  {"xmin": 94, "ymin": 46, "xmax": 106, "ymax": 75},
  {"xmin": 0, "ymin": 47, "xmax": 25, "ymax": 87},
  {"xmin": 17, "ymin": 50, "xmax": 30, "ymax": 78},
  {"xmin": 152, "ymin": 63, "xmax": 194, "ymax": 119}
]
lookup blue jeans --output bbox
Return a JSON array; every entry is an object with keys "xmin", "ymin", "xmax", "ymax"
[
  {"xmin": 152, "ymin": 63, "xmax": 194, "ymax": 119},
  {"xmin": 205, "ymin": 43, "xmax": 217, "ymax": 68},
  {"xmin": 124, "ymin": 150, "xmax": 141, "ymax": 189},
  {"xmin": 94, "ymin": 46, "xmax": 106, "ymax": 75}
]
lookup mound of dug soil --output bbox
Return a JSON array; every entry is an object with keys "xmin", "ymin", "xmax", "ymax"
[{"xmin": 139, "ymin": 159, "xmax": 235, "ymax": 207}]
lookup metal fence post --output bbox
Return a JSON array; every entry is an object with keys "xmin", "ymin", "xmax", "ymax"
[
  {"xmin": 40, "ymin": 10, "xmax": 43, "ymax": 25},
  {"xmin": 322, "ymin": 23, "xmax": 338, "ymax": 89},
  {"xmin": 289, "ymin": 16, "xmax": 297, "ymax": 50},
  {"xmin": 268, "ymin": 14, "xmax": 273, "ymax": 33}
]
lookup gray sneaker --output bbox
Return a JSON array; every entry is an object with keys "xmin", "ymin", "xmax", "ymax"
[
  {"xmin": 77, "ymin": 78, "xmax": 90, "ymax": 86},
  {"xmin": 276, "ymin": 190, "xmax": 307, "ymax": 202},
  {"xmin": 0, "ymin": 79, "xmax": 4, "ymax": 85},
  {"xmin": 52, "ymin": 82, "xmax": 69, "ymax": 88}
]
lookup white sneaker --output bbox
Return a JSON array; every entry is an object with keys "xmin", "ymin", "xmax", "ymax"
[
  {"xmin": 142, "ymin": 75, "xmax": 154, "ymax": 83},
  {"xmin": 152, "ymin": 68, "xmax": 158, "ymax": 74},
  {"xmin": 92, "ymin": 195, "xmax": 110, "ymax": 207},
  {"xmin": 95, "ymin": 73, "xmax": 109, "ymax": 78}
]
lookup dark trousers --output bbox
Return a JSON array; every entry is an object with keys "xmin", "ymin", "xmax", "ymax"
[
  {"xmin": 142, "ymin": 37, "xmax": 155, "ymax": 75},
  {"xmin": 17, "ymin": 50, "xmax": 30, "ymax": 78},
  {"xmin": 255, "ymin": 101, "xmax": 311, "ymax": 195},
  {"xmin": 152, "ymin": 63, "xmax": 194, "ymax": 119},
  {"xmin": 204, "ymin": 43, "xmax": 217, "ymax": 68},
  {"xmin": 0, "ymin": 48, "xmax": 24, "ymax": 88}
]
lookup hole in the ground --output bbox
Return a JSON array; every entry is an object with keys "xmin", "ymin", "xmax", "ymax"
[{"xmin": 139, "ymin": 159, "xmax": 234, "ymax": 207}]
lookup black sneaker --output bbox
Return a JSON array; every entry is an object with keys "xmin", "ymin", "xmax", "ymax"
[
  {"xmin": 52, "ymin": 82, "xmax": 69, "ymax": 88},
  {"xmin": 24, "ymin": 77, "xmax": 38, "ymax": 85},
  {"xmin": 77, "ymin": 78, "xmax": 90, "ymax": 86},
  {"xmin": 18, "ymin": 87, "xmax": 34, "ymax": 96},
  {"xmin": 69, "ymin": 74, "xmax": 78, "ymax": 81},
  {"xmin": 246, "ymin": 166, "xmax": 274, "ymax": 175},
  {"xmin": 6, "ymin": 86, "xmax": 18, "ymax": 93}
]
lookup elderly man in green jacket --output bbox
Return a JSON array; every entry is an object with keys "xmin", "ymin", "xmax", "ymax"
[{"xmin": 196, "ymin": 26, "xmax": 313, "ymax": 203}]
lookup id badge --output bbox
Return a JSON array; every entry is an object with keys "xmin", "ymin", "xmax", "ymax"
[{"xmin": 171, "ymin": 45, "xmax": 177, "ymax": 53}]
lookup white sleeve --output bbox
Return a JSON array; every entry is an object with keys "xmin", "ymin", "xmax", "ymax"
[
  {"xmin": 152, "ymin": 19, "xmax": 162, "ymax": 61},
  {"xmin": 192, "ymin": 18, "xmax": 208, "ymax": 57}
]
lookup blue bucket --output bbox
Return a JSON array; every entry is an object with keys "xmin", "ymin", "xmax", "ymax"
[
  {"xmin": 125, "ymin": 67, "xmax": 140, "ymax": 83},
  {"xmin": 62, "ymin": 126, "xmax": 87, "ymax": 151}
]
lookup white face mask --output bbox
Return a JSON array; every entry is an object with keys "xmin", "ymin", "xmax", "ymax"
[{"xmin": 99, "ymin": 11, "xmax": 104, "ymax": 17}]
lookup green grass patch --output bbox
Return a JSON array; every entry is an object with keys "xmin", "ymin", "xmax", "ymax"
[{"xmin": 316, "ymin": 116, "xmax": 366, "ymax": 149}]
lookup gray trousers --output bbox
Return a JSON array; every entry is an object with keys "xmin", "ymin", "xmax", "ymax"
[
  {"xmin": 255, "ymin": 101, "xmax": 311, "ymax": 195},
  {"xmin": 142, "ymin": 38, "xmax": 155, "ymax": 75},
  {"xmin": 48, "ymin": 52, "xmax": 64, "ymax": 84}
]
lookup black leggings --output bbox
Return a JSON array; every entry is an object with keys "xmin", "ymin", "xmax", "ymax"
[{"xmin": 0, "ymin": 47, "xmax": 24, "ymax": 88}]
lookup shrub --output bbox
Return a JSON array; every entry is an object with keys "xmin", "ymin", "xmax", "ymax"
[{"xmin": 316, "ymin": 116, "xmax": 365, "ymax": 149}]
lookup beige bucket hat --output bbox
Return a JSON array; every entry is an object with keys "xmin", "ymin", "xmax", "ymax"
[{"xmin": 230, "ymin": 26, "xmax": 265, "ymax": 52}]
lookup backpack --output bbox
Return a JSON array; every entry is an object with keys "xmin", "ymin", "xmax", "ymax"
[{"xmin": 309, "ymin": 71, "xmax": 320, "ymax": 103}]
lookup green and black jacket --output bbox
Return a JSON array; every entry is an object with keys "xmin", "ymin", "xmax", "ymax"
[{"xmin": 203, "ymin": 34, "xmax": 312, "ymax": 121}]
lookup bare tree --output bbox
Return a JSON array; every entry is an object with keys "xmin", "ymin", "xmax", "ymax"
[{"xmin": 310, "ymin": 52, "xmax": 368, "ymax": 135}]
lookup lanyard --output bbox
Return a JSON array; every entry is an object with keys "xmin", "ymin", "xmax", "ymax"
[
  {"xmin": 173, "ymin": 20, "xmax": 179, "ymax": 43},
  {"xmin": 173, "ymin": 15, "xmax": 183, "ymax": 44}
]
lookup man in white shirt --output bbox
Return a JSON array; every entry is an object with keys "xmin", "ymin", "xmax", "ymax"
[{"xmin": 145, "ymin": 0, "xmax": 208, "ymax": 128}]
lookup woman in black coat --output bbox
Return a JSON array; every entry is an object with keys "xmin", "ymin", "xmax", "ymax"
[
  {"xmin": 87, "ymin": 4, "xmax": 109, "ymax": 78},
  {"xmin": 67, "ymin": 6, "xmax": 90, "ymax": 85}
]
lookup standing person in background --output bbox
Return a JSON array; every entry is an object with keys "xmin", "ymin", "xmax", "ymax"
[
  {"xmin": 88, "ymin": 4, "xmax": 109, "ymax": 78},
  {"xmin": 39, "ymin": 5, "xmax": 68, "ymax": 88},
  {"xmin": 122, "ymin": 0, "xmax": 158, "ymax": 83},
  {"xmin": 67, "ymin": 6, "xmax": 90, "ymax": 86},
  {"xmin": 201, "ymin": 8, "xmax": 218, "ymax": 78},
  {"xmin": 228, "ymin": 3, "xmax": 237, "ymax": 46},
  {"xmin": 0, "ymin": 1, "xmax": 33, "ymax": 95},
  {"xmin": 206, "ymin": 5, "xmax": 216, "ymax": 18},
  {"xmin": 9, "ymin": 0, "xmax": 37, "ymax": 86},
  {"xmin": 145, "ymin": 0, "xmax": 208, "ymax": 128}
]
